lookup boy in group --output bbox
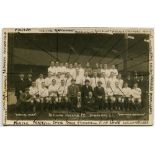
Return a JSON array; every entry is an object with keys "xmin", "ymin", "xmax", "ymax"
[
  {"xmin": 29, "ymin": 81, "xmax": 39, "ymax": 113},
  {"xmin": 36, "ymin": 74, "xmax": 45, "ymax": 90},
  {"xmin": 67, "ymin": 79, "xmax": 79, "ymax": 112},
  {"xmin": 94, "ymin": 81, "xmax": 106, "ymax": 110},
  {"xmin": 48, "ymin": 79, "xmax": 59, "ymax": 111},
  {"xmin": 122, "ymin": 82, "xmax": 132, "ymax": 110},
  {"xmin": 131, "ymin": 83, "xmax": 142, "ymax": 111},
  {"xmin": 57, "ymin": 79, "xmax": 68, "ymax": 110},
  {"xmin": 38, "ymin": 82, "xmax": 49, "ymax": 112}
]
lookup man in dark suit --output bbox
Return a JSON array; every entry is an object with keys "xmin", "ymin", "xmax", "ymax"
[
  {"xmin": 84, "ymin": 91, "xmax": 96, "ymax": 112},
  {"xmin": 81, "ymin": 79, "xmax": 93, "ymax": 98},
  {"xmin": 94, "ymin": 81, "xmax": 106, "ymax": 110},
  {"xmin": 19, "ymin": 88, "xmax": 32, "ymax": 113},
  {"xmin": 81, "ymin": 79, "xmax": 93, "ymax": 110},
  {"xmin": 15, "ymin": 73, "xmax": 26, "ymax": 113},
  {"xmin": 25, "ymin": 73, "xmax": 33, "ymax": 88},
  {"xmin": 125, "ymin": 73, "xmax": 133, "ymax": 88},
  {"xmin": 67, "ymin": 79, "xmax": 80, "ymax": 111},
  {"xmin": 15, "ymin": 73, "xmax": 26, "ymax": 101}
]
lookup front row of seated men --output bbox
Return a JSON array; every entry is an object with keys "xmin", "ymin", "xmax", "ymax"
[{"xmin": 18, "ymin": 78, "xmax": 142, "ymax": 113}]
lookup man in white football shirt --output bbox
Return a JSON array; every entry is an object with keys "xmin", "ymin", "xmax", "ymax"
[
  {"xmin": 59, "ymin": 62, "xmax": 66, "ymax": 78},
  {"xmin": 98, "ymin": 72, "xmax": 108, "ymax": 91},
  {"xmin": 29, "ymin": 81, "xmax": 39, "ymax": 112},
  {"xmin": 84, "ymin": 62, "xmax": 92, "ymax": 77},
  {"xmin": 101, "ymin": 64, "xmax": 110, "ymax": 78},
  {"xmin": 57, "ymin": 79, "xmax": 68, "ymax": 110},
  {"xmin": 74, "ymin": 62, "xmax": 78, "ymax": 69},
  {"xmin": 64, "ymin": 62, "xmax": 69, "ymax": 74},
  {"xmin": 64, "ymin": 72, "xmax": 72, "ymax": 88},
  {"xmin": 68, "ymin": 63, "xmax": 76, "ymax": 79},
  {"xmin": 36, "ymin": 74, "xmax": 45, "ymax": 90},
  {"xmin": 78, "ymin": 63, "xmax": 85, "ymax": 77},
  {"xmin": 108, "ymin": 72, "xmax": 117, "ymax": 92},
  {"xmin": 48, "ymin": 79, "xmax": 59, "ymax": 111},
  {"xmin": 48, "ymin": 61, "xmax": 56, "ymax": 74},
  {"xmin": 110, "ymin": 65, "xmax": 118, "ymax": 79},
  {"xmin": 113, "ymin": 81, "xmax": 124, "ymax": 110},
  {"xmin": 122, "ymin": 82, "xmax": 132, "ymax": 110},
  {"xmin": 91, "ymin": 71, "xmax": 99, "ymax": 89},
  {"xmin": 105, "ymin": 81, "xmax": 115, "ymax": 110},
  {"xmin": 45, "ymin": 72, "xmax": 53, "ymax": 88},
  {"xmin": 116, "ymin": 73, "xmax": 124, "ymax": 88},
  {"xmin": 55, "ymin": 72, "xmax": 62, "ymax": 87},
  {"xmin": 82, "ymin": 71, "xmax": 91, "ymax": 85},
  {"xmin": 39, "ymin": 82, "xmax": 49, "ymax": 111},
  {"xmin": 55, "ymin": 61, "xmax": 61, "ymax": 75},
  {"xmin": 75, "ymin": 69, "xmax": 83, "ymax": 87}
]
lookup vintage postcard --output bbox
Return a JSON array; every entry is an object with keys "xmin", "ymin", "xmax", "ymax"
[{"xmin": 2, "ymin": 28, "xmax": 154, "ymax": 125}]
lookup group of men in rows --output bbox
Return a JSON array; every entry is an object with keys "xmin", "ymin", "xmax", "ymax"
[{"xmin": 15, "ymin": 61, "xmax": 146, "ymax": 113}]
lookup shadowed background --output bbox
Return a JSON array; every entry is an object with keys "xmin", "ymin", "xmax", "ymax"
[{"xmin": 7, "ymin": 32, "xmax": 149, "ymax": 105}]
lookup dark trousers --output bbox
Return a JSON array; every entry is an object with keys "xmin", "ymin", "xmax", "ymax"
[
  {"xmin": 132, "ymin": 102, "xmax": 141, "ymax": 111},
  {"xmin": 124, "ymin": 97, "xmax": 132, "ymax": 110},
  {"xmin": 18, "ymin": 101, "xmax": 32, "ymax": 113},
  {"xmin": 96, "ymin": 98, "xmax": 104, "ymax": 110},
  {"xmin": 68, "ymin": 97, "xmax": 77, "ymax": 111}
]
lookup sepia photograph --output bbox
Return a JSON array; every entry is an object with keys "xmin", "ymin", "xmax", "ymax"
[{"xmin": 3, "ymin": 28, "xmax": 153, "ymax": 125}]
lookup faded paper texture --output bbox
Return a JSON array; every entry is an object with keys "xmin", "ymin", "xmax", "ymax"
[{"xmin": 2, "ymin": 28, "xmax": 154, "ymax": 125}]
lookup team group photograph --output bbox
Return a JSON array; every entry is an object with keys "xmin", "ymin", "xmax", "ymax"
[{"xmin": 6, "ymin": 32, "xmax": 149, "ymax": 120}]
